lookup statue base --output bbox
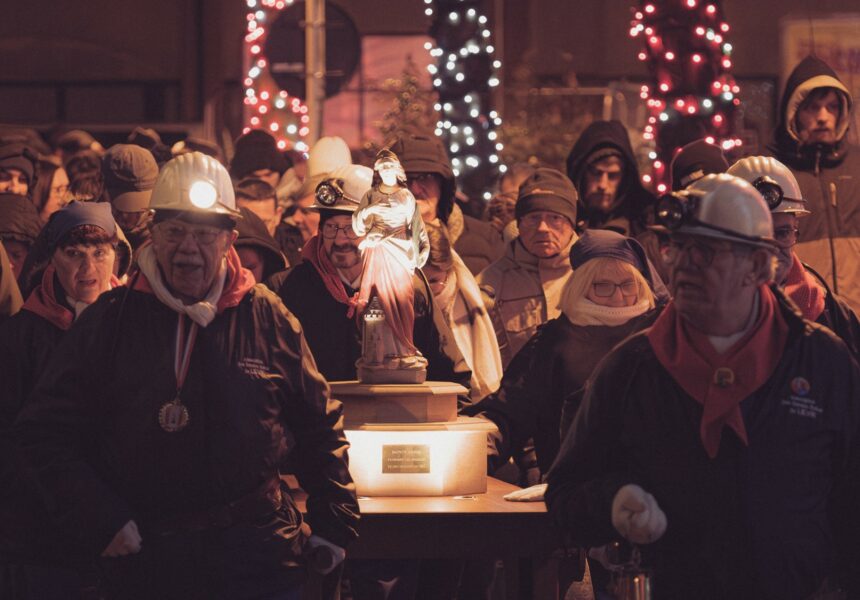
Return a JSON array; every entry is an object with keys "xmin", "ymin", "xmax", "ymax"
[
  {"xmin": 356, "ymin": 355, "xmax": 428, "ymax": 385},
  {"xmin": 344, "ymin": 417, "xmax": 497, "ymax": 496},
  {"xmin": 330, "ymin": 380, "xmax": 460, "ymax": 428},
  {"xmin": 329, "ymin": 381, "xmax": 496, "ymax": 496}
]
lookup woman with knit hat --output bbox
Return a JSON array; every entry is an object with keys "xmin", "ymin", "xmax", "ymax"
[
  {"xmin": 466, "ymin": 229, "xmax": 668, "ymax": 497},
  {"xmin": 0, "ymin": 201, "xmax": 129, "ymax": 419},
  {"xmin": 0, "ymin": 201, "xmax": 128, "ymax": 600}
]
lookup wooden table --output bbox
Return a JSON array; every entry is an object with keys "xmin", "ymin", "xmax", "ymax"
[
  {"xmin": 293, "ymin": 477, "xmax": 566, "ymax": 599},
  {"xmin": 345, "ymin": 478, "xmax": 559, "ymax": 560}
]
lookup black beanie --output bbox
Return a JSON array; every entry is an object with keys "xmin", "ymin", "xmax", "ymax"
[
  {"xmin": 230, "ymin": 130, "xmax": 289, "ymax": 180},
  {"xmin": 669, "ymin": 139, "xmax": 728, "ymax": 191},
  {"xmin": 0, "ymin": 143, "xmax": 37, "ymax": 184},
  {"xmin": 515, "ymin": 168, "xmax": 578, "ymax": 225}
]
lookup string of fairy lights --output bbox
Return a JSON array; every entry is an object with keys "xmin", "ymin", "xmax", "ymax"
[
  {"xmin": 243, "ymin": 0, "xmax": 310, "ymax": 152},
  {"xmin": 630, "ymin": 0, "xmax": 740, "ymax": 193},
  {"xmin": 242, "ymin": 0, "xmax": 503, "ymax": 191},
  {"xmin": 424, "ymin": 0, "xmax": 503, "ymax": 199}
]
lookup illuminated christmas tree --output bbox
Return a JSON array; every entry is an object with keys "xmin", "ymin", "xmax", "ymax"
[
  {"xmin": 630, "ymin": 0, "xmax": 740, "ymax": 193},
  {"xmin": 425, "ymin": 0, "xmax": 503, "ymax": 200}
]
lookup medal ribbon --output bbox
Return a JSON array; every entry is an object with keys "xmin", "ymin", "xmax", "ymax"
[{"xmin": 174, "ymin": 313, "xmax": 199, "ymax": 401}]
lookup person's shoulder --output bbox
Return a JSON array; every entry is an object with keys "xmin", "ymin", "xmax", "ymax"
[
  {"xmin": 0, "ymin": 307, "xmax": 49, "ymax": 342},
  {"xmin": 593, "ymin": 329, "xmax": 655, "ymax": 374},
  {"xmin": 797, "ymin": 314, "xmax": 855, "ymax": 359},
  {"xmin": 269, "ymin": 261, "xmax": 317, "ymax": 297},
  {"xmin": 476, "ymin": 242, "xmax": 516, "ymax": 282}
]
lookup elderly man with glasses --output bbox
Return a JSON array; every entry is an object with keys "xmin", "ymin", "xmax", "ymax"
[
  {"xmin": 728, "ymin": 156, "xmax": 860, "ymax": 360},
  {"xmin": 270, "ymin": 163, "xmax": 470, "ymax": 388},
  {"xmin": 15, "ymin": 152, "xmax": 359, "ymax": 600},
  {"xmin": 547, "ymin": 173, "xmax": 860, "ymax": 599}
]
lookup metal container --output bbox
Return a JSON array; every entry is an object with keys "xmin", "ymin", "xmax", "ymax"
[{"xmin": 614, "ymin": 568, "xmax": 652, "ymax": 600}]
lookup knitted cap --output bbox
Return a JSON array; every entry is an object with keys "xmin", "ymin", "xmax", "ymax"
[
  {"xmin": 515, "ymin": 168, "xmax": 578, "ymax": 225},
  {"xmin": 230, "ymin": 130, "xmax": 288, "ymax": 180},
  {"xmin": 0, "ymin": 143, "xmax": 37, "ymax": 183},
  {"xmin": 102, "ymin": 144, "xmax": 159, "ymax": 212}
]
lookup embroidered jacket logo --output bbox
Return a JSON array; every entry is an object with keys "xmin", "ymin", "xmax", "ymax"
[
  {"xmin": 781, "ymin": 377, "xmax": 821, "ymax": 419},
  {"xmin": 237, "ymin": 357, "xmax": 271, "ymax": 378}
]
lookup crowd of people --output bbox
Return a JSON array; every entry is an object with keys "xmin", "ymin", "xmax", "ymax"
[{"xmin": 1, "ymin": 53, "xmax": 860, "ymax": 600}]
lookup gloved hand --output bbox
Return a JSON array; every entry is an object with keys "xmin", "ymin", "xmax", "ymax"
[
  {"xmin": 101, "ymin": 520, "xmax": 142, "ymax": 557},
  {"xmin": 307, "ymin": 534, "xmax": 346, "ymax": 575},
  {"xmin": 503, "ymin": 483, "xmax": 547, "ymax": 502},
  {"xmin": 611, "ymin": 484, "xmax": 667, "ymax": 545}
]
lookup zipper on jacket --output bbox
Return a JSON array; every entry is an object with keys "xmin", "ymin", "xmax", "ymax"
[{"xmin": 815, "ymin": 148, "xmax": 840, "ymax": 295}]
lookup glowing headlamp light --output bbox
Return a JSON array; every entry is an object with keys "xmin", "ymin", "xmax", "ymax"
[{"xmin": 189, "ymin": 180, "xmax": 217, "ymax": 209}]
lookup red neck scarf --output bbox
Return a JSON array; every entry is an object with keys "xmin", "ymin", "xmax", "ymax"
[
  {"xmin": 783, "ymin": 254, "xmax": 826, "ymax": 322},
  {"xmin": 302, "ymin": 235, "xmax": 358, "ymax": 317},
  {"xmin": 647, "ymin": 285, "xmax": 789, "ymax": 458},
  {"xmin": 23, "ymin": 265, "xmax": 121, "ymax": 331},
  {"xmin": 132, "ymin": 247, "xmax": 255, "ymax": 313}
]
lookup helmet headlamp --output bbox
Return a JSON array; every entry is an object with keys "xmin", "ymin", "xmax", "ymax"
[
  {"xmin": 315, "ymin": 178, "xmax": 345, "ymax": 207},
  {"xmin": 189, "ymin": 180, "xmax": 217, "ymax": 209},
  {"xmin": 656, "ymin": 191, "xmax": 701, "ymax": 230},
  {"xmin": 751, "ymin": 176, "xmax": 784, "ymax": 210}
]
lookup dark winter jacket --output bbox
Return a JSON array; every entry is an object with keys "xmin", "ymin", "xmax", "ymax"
[
  {"xmin": 565, "ymin": 120, "xmax": 656, "ymax": 236},
  {"xmin": 464, "ymin": 309, "xmax": 659, "ymax": 475},
  {"xmin": 0, "ymin": 305, "xmax": 70, "ymax": 569},
  {"xmin": 546, "ymin": 290, "xmax": 860, "ymax": 599},
  {"xmin": 236, "ymin": 207, "xmax": 289, "ymax": 282},
  {"xmin": 274, "ymin": 221, "xmax": 305, "ymax": 268},
  {"xmin": 0, "ymin": 242, "xmax": 22, "ymax": 325},
  {"xmin": 769, "ymin": 56, "xmax": 860, "ymax": 314},
  {"xmin": 269, "ymin": 262, "xmax": 472, "ymax": 399},
  {"xmin": 14, "ymin": 283, "xmax": 359, "ymax": 598},
  {"xmin": 804, "ymin": 263, "xmax": 860, "ymax": 361}
]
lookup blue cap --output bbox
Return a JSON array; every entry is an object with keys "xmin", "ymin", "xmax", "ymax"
[
  {"xmin": 46, "ymin": 201, "xmax": 117, "ymax": 249},
  {"xmin": 570, "ymin": 229, "xmax": 670, "ymax": 303}
]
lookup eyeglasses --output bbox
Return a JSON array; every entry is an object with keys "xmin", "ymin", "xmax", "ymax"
[
  {"xmin": 663, "ymin": 237, "xmax": 742, "ymax": 268},
  {"xmin": 158, "ymin": 222, "xmax": 224, "ymax": 245},
  {"xmin": 322, "ymin": 222, "xmax": 358, "ymax": 240},
  {"xmin": 773, "ymin": 225, "xmax": 799, "ymax": 248},
  {"xmin": 519, "ymin": 212, "xmax": 570, "ymax": 230},
  {"xmin": 592, "ymin": 280, "xmax": 638, "ymax": 297}
]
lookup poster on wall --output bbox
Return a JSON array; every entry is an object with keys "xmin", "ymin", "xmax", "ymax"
[{"xmin": 780, "ymin": 15, "xmax": 860, "ymax": 146}]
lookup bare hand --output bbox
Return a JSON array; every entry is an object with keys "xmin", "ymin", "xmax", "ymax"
[{"xmin": 101, "ymin": 520, "xmax": 142, "ymax": 557}]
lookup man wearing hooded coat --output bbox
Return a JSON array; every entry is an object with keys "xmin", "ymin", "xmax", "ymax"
[{"xmin": 769, "ymin": 55, "xmax": 860, "ymax": 314}]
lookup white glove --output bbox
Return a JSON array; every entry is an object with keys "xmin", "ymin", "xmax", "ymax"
[
  {"xmin": 306, "ymin": 534, "xmax": 346, "ymax": 575},
  {"xmin": 611, "ymin": 484, "xmax": 667, "ymax": 545},
  {"xmin": 101, "ymin": 520, "xmax": 142, "ymax": 557},
  {"xmin": 503, "ymin": 483, "xmax": 547, "ymax": 502}
]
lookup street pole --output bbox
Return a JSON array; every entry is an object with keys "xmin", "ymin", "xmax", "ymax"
[{"xmin": 305, "ymin": 0, "xmax": 325, "ymax": 146}]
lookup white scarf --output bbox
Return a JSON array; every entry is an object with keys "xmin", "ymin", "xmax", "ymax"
[
  {"xmin": 136, "ymin": 245, "xmax": 227, "ymax": 327},
  {"xmin": 566, "ymin": 297, "xmax": 652, "ymax": 327},
  {"xmin": 445, "ymin": 251, "xmax": 504, "ymax": 400}
]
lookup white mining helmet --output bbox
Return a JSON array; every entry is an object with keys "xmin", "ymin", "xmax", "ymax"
[
  {"xmin": 671, "ymin": 173, "xmax": 775, "ymax": 247},
  {"xmin": 148, "ymin": 152, "xmax": 240, "ymax": 217},
  {"xmin": 312, "ymin": 163, "xmax": 374, "ymax": 213},
  {"xmin": 726, "ymin": 155, "xmax": 810, "ymax": 216}
]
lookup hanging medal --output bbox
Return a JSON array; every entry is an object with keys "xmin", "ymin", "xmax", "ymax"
[{"xmin": 158, "ymin": 314, "xmax": 198, "ymax": 433}]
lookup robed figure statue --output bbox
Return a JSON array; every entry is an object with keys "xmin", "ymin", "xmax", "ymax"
[{"xmin": 352, "ymin": 149, "xmax": 430, "ymax": 383}]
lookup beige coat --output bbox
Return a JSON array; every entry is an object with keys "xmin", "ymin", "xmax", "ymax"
[{"xmin": 476, "ymin": 237, "xmax": 575, "ymax": 367}]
